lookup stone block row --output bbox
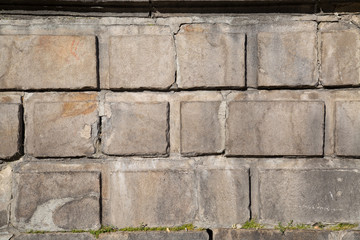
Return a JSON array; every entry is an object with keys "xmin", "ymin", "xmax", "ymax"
[{"xmin": 0, "ymin": 22, "xmax": 359, "ymax": 89}]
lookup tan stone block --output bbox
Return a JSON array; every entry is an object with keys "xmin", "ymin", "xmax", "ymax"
[
  {"xmin": 0, "ymin": 165, "xmax": 12, "ymax": 228},
  {"xmin": 14, "ymin": 233, "xmax": 95, "ymax": 240},
  {"xmin": 0, "ymin": 35, "xmax": 96, "ymax": 89},
  {"xmin": 0, "ymin": 103, "xmax": 21, "ymax": 159},
  {"xmin": 98, "ymin": 232, "xmax": 208, "ymax": 240}
]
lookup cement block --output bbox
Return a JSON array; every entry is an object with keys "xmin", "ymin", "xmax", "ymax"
[
  {"xmin": 0, "ymin": 35, "xmax": 96, "ymax": 90},
  {"xmin": 321, "ymin": 29, "xmax": 360, "ymax": 86},
  {"xmin": 198, "ymin": 169, "xmax": 249, "ymax": 227},
  {"xmin": 226, "ymin": 101, "xmax": 324, "ymax": 156},
  {"xmin": 13, "ymin": 171, "xmax": 101, "ymax": 231},
  {"xmin": 0, "ymin": 165, "xmax": 12, "ymax": 228},
  {"xmin": 0, "ymin": 103, "xmax": 21, "ymax": 159},
  {"xmin": 109, "ymin": 27, "xmax": 175, "ymax": 89},
  {"xmin": 102, "ymin": 102, "xmax": 169, "ymax": 156},
  {"xmin": 98, "ymin": 231, "xmax": 208, "ymax": 240},
  {"xmin": 14, "ymin": 233, "xmax": 95, "ymax": 240},
  {"xmin": 258, "ymin": 31, "xmax": 317, "ymax": 87},
  {"xmin": 180, "ymin": 101, "xmax": 223, "ymax": 155},
  {"xmin": 335, "ymin": 101, "xmax": 360, "ymax": 156},
  {"xmin": 25, "ymin": 93, "xmax": 98, "ymax": 157},
  {"xmin": 176, "ymin": 24, "xmax": 245, "ymax": 88},
  {"xmin": 257, "ymin": 169, "xmax": 360, "ymax": 224}
]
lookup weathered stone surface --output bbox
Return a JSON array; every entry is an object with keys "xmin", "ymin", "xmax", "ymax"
[
  {"xmin": 258, "ymin": 31, "xmax": 317, "ymax": 87},
  {"xmin": 176, "ymin": 24, "xmax": 245, "ymax": 88},
  {"xmin": 198, "ymin": 168, "xmax": 249, "ymax": 227},
  {"xmin": 0, "ymin": 165, "xmax": 12, "ymax": 228},
  {"xmin": 180, "ymin": 101, "xmax": 223, "ymax": 155},
  {"xmin": 335, "ymin": 101, "xmax": 360, "ymax": 156},
  {"xmin": 321, "ymin": 29, "xmax": 360, "ymax": 86},
  {"xmin": 0, "ymin": 103, "xmax": 20, "ymax": 159},
  {"xmin": 25, "ymin": 93, "xmax": 98, "ymax": 157},
  {"xmin": 109, "ymin": 27, "xmax": 175, "ymax": 89},
  {"xmin": 0, "ymin": 233, "xmax": 13, "ymax": 240},
  {"xmin": 226, "ymin": 101, "xmax": 324, "ymax": 156},
  {"xmin": 98, "ymin": 231, "xmax": 208, "ymax": 240},
  {"xmin": 108, "ymin": 169, "xmax": 197, "ymax": 227},
  {"xmin": 13, "ymin": 171, "xmax": 100, "ymax": 231},
  {"xmin": 0, "ymin": 35, "xmax": 96, "ymax": 89},
  {"xmin": 14, "ymin": 233, "xmax": 94, "ymax": 240},
  {"xmin": 257, "ymin": 169, "xmax": 360, "ymax": 224},
  {"xmin": 102, "ymin": 102, "xmax": 169, "ymax": 156}
]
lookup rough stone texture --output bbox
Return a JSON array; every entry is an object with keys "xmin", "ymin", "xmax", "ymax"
[
  {"xmin": 13, "ymin": 171, "xmax": 101, "ymax": 231},
  {"xmin": 321, "ymin": 29, "xmax": 360, "ymax": 86},
  {"xmin": 98, "ymin": 231, "xmax": 208, "ymax": 240},
  {"xmin": 102, "ymin": 102, "xmax": 169, "ymax": 156},
  {"xmin": 198, "ymin": 168, "xmax": 249, "ymax": 227},
  {"xmin": 14, "ymin": 233, "xmax": 95, "ymax": 240},
  {"xmin": 257, "ymin": 169, "xmax": 360, "ymax": 224},
  {"xmin": 176, "ymin": 24, "xmax": 245, "ymax": 88},
  {"xmin": 258, "ymin": 31, "xmax": 317, "ymax": 87},
  {"xmin": 335, "ymin": 101, "xmax": 360, "ymax": 156},
  {"xmin": 0, "ymin": 165, "xmax": 12, "ymax": 228},
  {"xmin": 108, "ymin": 26, "xmax": 175, "ymax": 89},
  {"xmin": 0, "ymin": 233, "xmax": 12, "ymax": 240},
  {"xmin": 180, "ymin": 101, "xmax": 223, "ymax": 155},
  {"xmin": 0, "ymin": 103, "xmax": 20, "ymax": 159},
  {"xmin": 25, "ymin": 93, "xmax": 98, "ymax": 157},
  {"xmin": 0, "ymin": 35, "xmax": 96, "ymax": 90},
  {"xmin": 226, "ymin": 101, "xmax": 324, "ymax": 156}
]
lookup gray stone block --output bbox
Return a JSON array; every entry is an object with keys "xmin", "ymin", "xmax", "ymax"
[
  {"xmin": 257, "ymin": 169, "xmax": 360, "ymax": 224},
  {"xmin": 13, "ymin": 171, "xmax": 101, "ymax": 231},
  {"xmin": 0, "ymin": 103, "xmax": 21, "ymax": 159},
  {"xmin": 0, "ymin": 165, "xmax": 11, "ymax": 228},
  {"xmin": 98, "ymin": 231, "xmax": 208, "ymax": 240},
  {"xmin": 180, "ymin": 101, "xmax": 223, "ymax": 155},
  {"xmin": 14, "ymin": 233, "xmax": 95, "ymax": 240},
  {"xmin": 102, "ymin": 102, "xmax": 169, "ymax": 156},
  {"xmin": 25, "ymin": 93, "xmax": 98, "ymax": 157},
  {"xmin": 335, "ymin": 101, "xmax": 360, "ymax": 156},
  {"xmin": 176, "ymin": 24, "xmax": 245, "ymax": 88},
  {"xmin": 0, "ymin": 35, "xmax": 96, "ymax": 89},
  {"xmin": 258, "ymin": 31, "xmax": 317, "ymax": 87},
  {"xmin": 109, "ymin": 27, "xmax": 175, "ymax": 89},
  {"xmin": 226, "ymin": 101, "xmax": 324, "ymax": 156}
]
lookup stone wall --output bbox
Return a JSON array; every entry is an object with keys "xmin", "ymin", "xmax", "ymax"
[{"xmin": 1, "ymin": 11, "xmax": 360, "ymax": 240}]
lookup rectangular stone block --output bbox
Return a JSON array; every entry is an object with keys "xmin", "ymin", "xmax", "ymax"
[
  {"xmin": 25, "ymin": 93, "xmax": 98, "ymax": 157},
  {"xmin": 0, "ymin": 165, "xmax": 12, "ymax": 228},
  {"xmin": 257, "ymin": 169, "xmax": 360, "ymax": 224},
  {"xmin": 13, "ymin": 171, "xmax": 101, "ymax": 231},
  {"xmin": 258, "ymin": 31, "xmax": 317, "ymax": 87},
  {"xmin": 335, "ymin": 101, "xmax": 360, "ymax": 156},
  {"xmin": 198, "ymin": 168, "xmax": 249, "ymax": 227},
  {"xmin": 108, "ymin": 169, "xmax": 197, "ymax": 227},
  {"xmin": 0, "ymin": 35, "xmax": 96, "ymax": 89},
  {"xmin": 102, "ymin": 102, "xmax": 169, "ymax": 156},
  {"xmin": 14, "ymin": 233, "xmax": 95, "ymax": 240},
  {"xmin": 108, "ymin": 26, "xmax": 175, "ymax": 89},
  {"xmin": 0, "ymin": 103, "xmax": 21, "ymax": 159},
  {"xmin": 176, "ymin": 24, "xmax": 245, "ymax": 88},
  {"xmin": 98, "ymin": 231, "xmax": 208, "ymax": 240},
  {"xmin": 180, "ymin": 101, "xmax": 223, "ymax": 155},
  {"xmin": 226, "ymin": 101, "xmax": 324, "ymax": 156}
]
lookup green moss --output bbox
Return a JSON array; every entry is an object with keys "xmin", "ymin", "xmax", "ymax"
[
  {"xmin": 26, "ymin": 230, "xmax": 47, "ymax": 234},
  {"xmin": 328, "ymin": 223, "xmax": 358, "ymax": 231},
  {"xmin": 241, "ymin": 219, "xmax": 264, "ymax": 230},
  {"xmin": 275, "ymin": 220, "xmax": 311, "ymax": 234},
  {"xmin": 89, "ymin": 225, "xmax": 119, "ymax": 238}
]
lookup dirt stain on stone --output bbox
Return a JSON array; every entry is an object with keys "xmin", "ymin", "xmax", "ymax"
[{"xmin": 61, "ymin": 102, "xmax": 97, "ymax": 118}]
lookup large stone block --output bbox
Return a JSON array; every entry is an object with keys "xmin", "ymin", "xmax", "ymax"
[
  {"xmin": 102, "ymin": 102, "xmax": 169, "ymax": 156},
  {"xmin": 180, "ymin": 101, "xmax": 223, "ymax": 155},
  {"xmin": 25, "ymin": 93, "xmax": 98, "ymax": 157},
  {"xmin": 176, "ymin": 24, "xmax": 245, "ymax": 88},
  {"xmin": 258, "ymin": 31, "xmax": 317, "ymax": 87},
  {"xmin": 98, "ymin": 231, "xmax": 208, "ymax": 240},
  {"xmin": 335, "ymin": 101, "xmax": 360, "ymax": 156},
  {"xmin": 321, "ymin": 29, "xmax": 360, "ymax": 86},
  {"xmin": 0, "ymin": 103, "xmax": 21, "ymax": 159},
  {"xmin": 14, "ymin": 233, "xmax": 95, "ymax": 240},
  {"xmin": 108, "ymin": 27, "xmax": 175, "ymax": 89},
  {"xmin": 13, "ymin": 171, "xmax": 101, "ymax": 231},
  {"xmin": 0, "ymin": 35, "xmax": 96, "ymax": 89},
  {"xmin": 257, "ymin": 169, "xmax": 360, "ymax": 224},
  {"xmin": 0, "ymin": 165, "xmax": 12, "ymax": 228},
  {"xmin": 226, "ymin": 101, "xmax": 324, "ymax": 156}
]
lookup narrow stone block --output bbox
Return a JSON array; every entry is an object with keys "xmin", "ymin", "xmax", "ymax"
[
  {"xmin": 257, "ymin": 169, "xmax": 360, "ymax": 223},
  {"xmin": 226, "ymin": 101, "xmax": 324, "ymax": 156},
  {"xmin": 258, "ymin": 31, "xmax": 317, "ymax": 87},
  {"xmin": 335, "ymin": 101, "xmax": 360, "ymax": 156},
  {"xmin": 0, "ymin": 165, "xmax": 12, "ymax": 228},
  {"xmin": 13, "ymin": 171, "xmax": 101, "ymax": 231},
  {"xmin": 0, "ymin": 103, "xmax": 21, "ymax": 159},
  {"xmin": 25, "ymin": 93, "xmax": 98, "ymax": 157},
  {"xmin": 198, "ymin": 169, "xmax": 249, "ymax": 227},
  {"xmin": 14, "ymin": 233, "xmax": 95, "ymax": 240},
  {"xmin": 177, "ymin": 24, "xmax": 245, "ymax": 88},
  {"xmin": 102, "ymin": 102, "xmax": 169, "ymax": 156},
  {"xmin": 0, "ymin": 35, "xmax": 96, "ymax": 89},
  {"xmin": 180, "ymin": 101, "xmax": 223, "ymax": 155},
  {"xmin": 321, "ymin": 29, "xmax": 360, "ymax": 86},
  {"xmin": 98, "ymin": 231, "xmax": 208, "ymax": 240}
]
